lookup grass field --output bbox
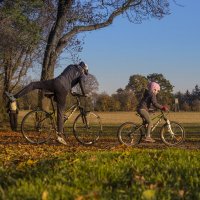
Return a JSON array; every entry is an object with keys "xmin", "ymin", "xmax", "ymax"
[
  {"xmin": 0, "ymin": 111, "xmax": 200, "ymax": 199},
  {"xmin": 18, "ymin": 110, "xmax": 200, "ymax": 124},
  {"xmin": 98, "ymin": 111, "xmax": 200, "ymax": 124}
]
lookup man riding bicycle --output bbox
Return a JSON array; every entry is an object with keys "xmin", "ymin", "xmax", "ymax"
[{"xmin": 5, "ymin": 61, "xmax": 89, "ymax": 145}]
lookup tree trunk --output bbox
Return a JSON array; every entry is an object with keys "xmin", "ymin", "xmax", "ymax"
[{"xmin": 39, "ymin": 0, "xmax": 73, "ymax": 108}]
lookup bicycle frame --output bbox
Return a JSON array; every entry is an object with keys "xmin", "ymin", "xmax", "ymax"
[
  {"xmin": 47, "ymin": 94, "xmax": 86, "ymax": 125},
  {"xmin": 151, "ymin": 111, "xmax": 167, "ymax": 132},
  {"xmin": 64, "ymin": 96, "xmax": 86, "ymax": 121},
  {"xmin": 138, "ymin": 111, "xmax": 169, "ymax": 134}
]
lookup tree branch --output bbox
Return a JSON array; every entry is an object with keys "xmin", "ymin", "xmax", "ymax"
[{"xmin": 56, "ymin": 0, "xmax": 142, "ymax": 54}]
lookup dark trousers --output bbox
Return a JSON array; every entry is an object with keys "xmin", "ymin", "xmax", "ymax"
[
  {"xmin": 9, "ymin": 112, "xmax": 18, "ymax": 131},
  {"xmin": 14, "ymin": 80, "xmax": 68, "ymax": 133}
]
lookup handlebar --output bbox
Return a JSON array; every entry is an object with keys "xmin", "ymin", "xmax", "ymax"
[
  {"xmin": 148, "ymin": 109, "xmax": 170, "ymax": 115},
  {"xmin": 161, "ymin": 110, "xmax": 170, "ymax": 121},
  {"xmin": 71, "ymin": 92, "xmax": 87, "ymax": 98},
  {"xmin": 161, "ymin": 109, "xmax": 170, "ymax": 114}
]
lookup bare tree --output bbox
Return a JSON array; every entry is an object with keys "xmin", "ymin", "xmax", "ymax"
[{"xmin": 41, "ymin": 0, "xmax": 171, "ymax": 81}]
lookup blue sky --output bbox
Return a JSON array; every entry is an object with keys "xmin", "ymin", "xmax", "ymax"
[{"xmin": 57, "ymin": 0, "xmax": 200, "ymax": 95}]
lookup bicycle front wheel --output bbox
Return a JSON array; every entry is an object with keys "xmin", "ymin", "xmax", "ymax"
[
  {"xmin": 73, "ymin": 111, "xmax": 102, "ymax": 146},
  {"xmin": 117, "ymin": 122, "xmax": 143, "ymax": 146},
  {"xmin": 21, "ymin": 110, "xmax": 54, "ymax": 144},
  {"xmin": 160, "ymin": 121, "xmax": 185, "ymax": 146}
]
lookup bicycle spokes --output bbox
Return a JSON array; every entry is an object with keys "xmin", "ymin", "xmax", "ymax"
[
  {"xmin": 73, "ymin": 112, "xmax": 102, "ymax": 145},
  {"xmin": 161, "ymin": 121, "xmax": 185, "ymax": 146},
  {"xmin": 117, "ymin": 122, "xmax": 143, "ymax": 146},
  {"xmin": 21, "ymin": 110, "xmax": 54, "ymax": 144}
]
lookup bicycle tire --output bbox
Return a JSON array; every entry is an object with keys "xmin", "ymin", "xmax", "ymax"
[
  {"xmin": 21, "ymin": 110, "xmax": 54, "ymax": 144},
  {"xmin": 160, "ymin": 121, "xmax": 185, "ymax": 146},
  {"xmin": 73, "ymin": 111, "xmax": 102, "ymax": 146},
  {"xmin": 117, "ymin": 122, "xmax": 143, "ymax": 146}
]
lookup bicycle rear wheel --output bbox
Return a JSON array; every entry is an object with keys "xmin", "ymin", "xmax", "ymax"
[
  {"xmin": 117, "ymin": 122, "xmax": 143, "ymax": 146},
  {"xmin": 21, "ymin": 110, "xmax": 54, "ymax": 144},
  {"xmin": 160, "ymin": 121, "xmax": 185, "ymax": 146},
  {"xmin": 73, "ymin": 111, "xmax": 102, "ymax": 145}
]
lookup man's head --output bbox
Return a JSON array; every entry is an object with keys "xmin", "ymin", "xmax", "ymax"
[{"xmin": 79, "ymin": 61, "xmax": 89, "ymax": 75}]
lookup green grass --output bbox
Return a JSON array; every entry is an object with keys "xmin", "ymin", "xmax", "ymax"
[{"xmin": 0, "ymin": 148, "xmax": 200, "ymax": 200}]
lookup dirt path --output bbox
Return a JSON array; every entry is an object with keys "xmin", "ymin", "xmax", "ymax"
[{"xmin": 0, "ymin": 131, "xmax": 199, "ymax": 151}]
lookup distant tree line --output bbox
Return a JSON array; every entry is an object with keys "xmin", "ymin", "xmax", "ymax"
[
  {"xmin": 93, "ymin": 84, "xmax": 200, "ymax": 112},
  {"xmin": 13, "ymin": 73, "xmax": 200, "ymax": 112},
  {"xmin": 93, "ymin": 75, "xmax": 200, "ymax": 112},
  {"xmin": 174, "ymin": 85, "xmax": 200, "ymax": 112},
  {"xmin": 94, "ymin": 73, "xmax": 175, "ymax": 112}
]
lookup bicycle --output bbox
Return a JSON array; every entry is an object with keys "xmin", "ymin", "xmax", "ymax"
[
  {"xmin": 21, "ymin": 92, "xmax": 102, "ymax": 145},
  {"xmin": 117, "ymin": 110, "xmax": 185, "ymax": 147}
]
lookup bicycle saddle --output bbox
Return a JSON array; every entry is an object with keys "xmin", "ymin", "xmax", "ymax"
[{"xmin": 44, "ymin": 92, "xmax": 54, "ymax": 98}]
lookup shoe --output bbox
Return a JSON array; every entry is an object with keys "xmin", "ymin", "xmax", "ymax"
[
  {"xmin": 57, "ymin": 133, "xmax": 67, "ymax": 145},
  {"xmin": 144, "ymin": 136, "xmax": 155, "ymax": 143},
  {"xmin": 4, "ymin": 91, "xmax": 16, "ymax": 102}
]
